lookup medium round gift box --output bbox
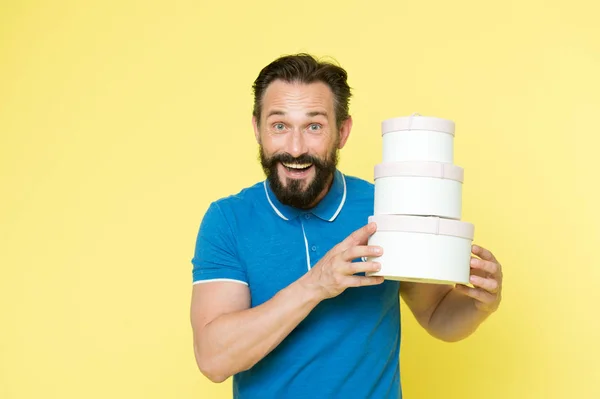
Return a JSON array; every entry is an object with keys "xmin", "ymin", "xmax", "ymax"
[
  {"xmin": 382, "ymin": 115, "xmax": 455, "ymax": 163},
  {"xmin": 373, "ymin": 161, "xmax": 464, "ymax": 220},
  {"xmin": 365, "ymin": 214, "xmax": 474, "ymax": 285}
]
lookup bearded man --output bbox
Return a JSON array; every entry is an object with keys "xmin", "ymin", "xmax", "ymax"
[{"xmin": 189, "ymin": 53, "xmax": 503, "ymax": 399}]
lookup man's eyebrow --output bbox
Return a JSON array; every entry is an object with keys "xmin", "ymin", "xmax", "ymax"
[
  {"xmin": 266, "ymin": 110, "xmax": 328, "ymax": 118},
  {"xmin": 306, "ymin": 111, "xmax": 328, "ymax": 117},
  {"xmin": 266, "ymin": 110, "xmax": 285, "ymax": 118}
]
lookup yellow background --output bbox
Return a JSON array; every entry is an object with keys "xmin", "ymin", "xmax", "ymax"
[{"xmin": 1, "ymin": 0, "xmax": 598, "ymax": 398}]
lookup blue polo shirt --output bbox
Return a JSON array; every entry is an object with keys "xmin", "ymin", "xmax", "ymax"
[{"xmin": 191, "ymin": 169, "xmax": 402, "ymax": 398}]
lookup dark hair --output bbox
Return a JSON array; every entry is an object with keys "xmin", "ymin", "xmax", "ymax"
[{"xmin": 252, "ymin": 53, "xmax": 352, "ymax": 130}]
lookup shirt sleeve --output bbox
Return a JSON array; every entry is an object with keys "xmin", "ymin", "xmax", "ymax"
[{"xmin": 191, "ymin": 201, "xmax": 248, "ymax": 285}]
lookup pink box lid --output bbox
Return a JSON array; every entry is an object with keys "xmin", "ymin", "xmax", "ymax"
[
  {"xmin": 369, "ymin": 214, "xmax": 474, "ymax": 240},
  {"xmin": 382, "ymin": 114, "xmax": 455, "ymax": 136}
]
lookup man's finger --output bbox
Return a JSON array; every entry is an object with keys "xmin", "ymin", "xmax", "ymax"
[
  {"xmin": 470, "ymin": 257, "xmax": 499, "ymax": 276},
  {"xmin": 472, "ymin": 244, "xmax": 497, "ymax": 262},
  {"xmin": 469, "ymin": 266, "xmax": 489, "ymax": 279},
  {"xmin": 341, "ymin": 244, "xmax": 383, "ymax": 262},
  {"xmin": 345, "ymin": 275, "xmax": 385, "ymax": 288},
  {"xmin": 469, "ymin": 275, "xmax": 499, "ymax": 294},
  {"xmin": 455, "ymin": 284, "xmax": 496, "ymax": 304},
  {"xmin": 333, "ymin": 222, "xmax": 377, "ymax": 254},
  {"xmin": 346, "ymin": 261, "xmax": 381, "ymax": 275}
]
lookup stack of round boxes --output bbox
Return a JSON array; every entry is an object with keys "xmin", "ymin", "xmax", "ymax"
[{"xmin": 366, "ymin": 114, "xmax": 474, "ymax": 285}]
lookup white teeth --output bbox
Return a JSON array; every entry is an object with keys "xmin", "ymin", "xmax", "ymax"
[{"xmin": 282, "ymin": 162, "xmax": 312, "ymax": 169}]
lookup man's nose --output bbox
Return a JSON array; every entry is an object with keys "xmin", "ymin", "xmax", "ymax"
[{"xmin": 286, "ymin": 128, "xmax": 308, "ymax": 158}]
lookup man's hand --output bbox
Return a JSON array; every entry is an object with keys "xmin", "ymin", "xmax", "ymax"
[
  {"xmin": 455, "ymin": 244, "xmax": 503, "ymax": 313},
  {"xmin": 300, "ymin": 222, "xmax": 385, "ymax": 301}
]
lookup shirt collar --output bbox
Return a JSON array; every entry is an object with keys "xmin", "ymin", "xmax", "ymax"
[{"xmin": 263, "ymin": 169, "xmax": 347, "ymax": 222}]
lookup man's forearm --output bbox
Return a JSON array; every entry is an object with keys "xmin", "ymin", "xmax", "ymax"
[
  {"xmin": 195, "ymin": 277, "xmax": 322, "ymax": 382},
  {"xmin": 426, "ymin": 288, "xmax": 491, "ymax": 342}
]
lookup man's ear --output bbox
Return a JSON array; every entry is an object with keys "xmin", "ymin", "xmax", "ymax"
[
  {"xmin": 252, "ymin": 116, "xmax": 261, "ymax": 144},
  {"xmin": 337, "ymin": 116, "xmax": 353, "ymax": 149}
]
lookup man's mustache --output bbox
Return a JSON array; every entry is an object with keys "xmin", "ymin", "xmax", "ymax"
[{"xmin": 265, "ymin": 153, "xmax": 324, "ymax": 167}]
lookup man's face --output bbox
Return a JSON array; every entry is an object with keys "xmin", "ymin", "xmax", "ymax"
[{"xmin": 253, "ymin": 80, "xmax": 351, "ymax": 209}]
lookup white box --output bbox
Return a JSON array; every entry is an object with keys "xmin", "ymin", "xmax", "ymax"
[
  {"xmin": 373, "ymin": 161, "xmax": 464, "ymax": 219},
  {"xmin": 366, "ymin": 214, "xmax": 474, "ymax": 285},
  {"xmin": 382, "ymin": 115, "xmax": 455, "ymax": 163}
]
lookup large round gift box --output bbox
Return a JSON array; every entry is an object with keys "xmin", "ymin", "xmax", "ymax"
[{"xmin": 366, "ymin": 214, "xmax": 474, "ymax": 285}]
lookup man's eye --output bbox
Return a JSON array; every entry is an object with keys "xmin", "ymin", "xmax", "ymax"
[
  {"xmin": 273, "ymin": 123, "xmax": 285, "ymax": 130},
  {"xmin": 308, "ymin": 123, "xmax": 321, "ymax": 131}
]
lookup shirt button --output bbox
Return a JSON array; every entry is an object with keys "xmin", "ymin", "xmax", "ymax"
[
  {"xmin": 304, "ymin": 214, "xmax": 311, "ymax": 219},
  {"xmin": 311, "ymin": 246, "xmax": 317, "ymax": 252}
]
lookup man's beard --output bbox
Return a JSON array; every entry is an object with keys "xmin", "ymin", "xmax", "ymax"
[{"xmin": 259, "ymin": 146, "xmax": 339, "ymax": 209}]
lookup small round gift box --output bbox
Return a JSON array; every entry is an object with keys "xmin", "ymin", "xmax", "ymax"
[{"xmin": 381, "ymin": 115, "xmax": 455, "ymax": 163}]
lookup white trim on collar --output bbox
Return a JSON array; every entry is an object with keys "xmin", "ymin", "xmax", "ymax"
[
  {"xmin": 329, "ymin": 173, "xmax": 347, "ymax": 222},
  {"xmin": 263, "ymin": 180, "xmax": 288, "ymax": 220}
]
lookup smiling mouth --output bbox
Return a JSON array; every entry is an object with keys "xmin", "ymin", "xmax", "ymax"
[{"xmin": 281, "ymin": 162, "xmax": 313, "ymax": 172}]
